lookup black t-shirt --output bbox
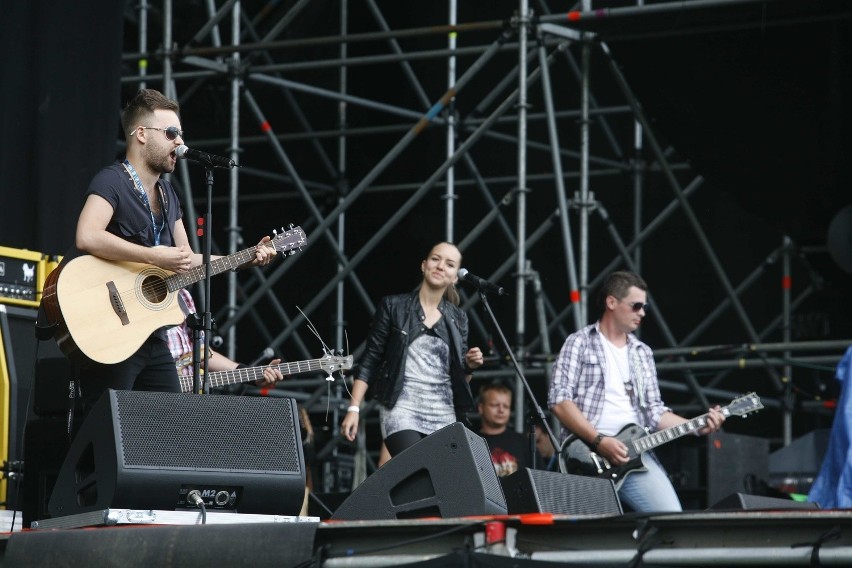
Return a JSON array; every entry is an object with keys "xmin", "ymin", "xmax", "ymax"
[
  {"xmin": 88, "ymin": 161, "xmax": 183, "ymax": 248},
  {"xmin": 479, "ymin": 429, "xmax": 531, "ymax": 477}
]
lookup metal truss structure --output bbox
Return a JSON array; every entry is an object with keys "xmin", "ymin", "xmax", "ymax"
[{"xmin": 122, "ymin": 0, "xmax": 851, "ymax": 490}]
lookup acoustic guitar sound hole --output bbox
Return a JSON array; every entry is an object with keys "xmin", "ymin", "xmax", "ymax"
[{"xmin": 141, "ymin": 275, "xmax": 167, "ymax": 304}]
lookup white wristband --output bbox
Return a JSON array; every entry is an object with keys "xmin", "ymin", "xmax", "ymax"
[{"xmin": 347, "ymin": 405, "xmax": 360, "ymax": 413}]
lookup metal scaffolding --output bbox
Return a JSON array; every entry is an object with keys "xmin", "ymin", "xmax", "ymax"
[{"xmin": 121, "ymin": 0, "xmax": 849, "ymax": 490}]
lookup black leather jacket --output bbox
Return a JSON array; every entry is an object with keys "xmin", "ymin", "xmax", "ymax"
[{"xmin": 358, "ymin": 292, "xmax": 474, "ymax": 413}]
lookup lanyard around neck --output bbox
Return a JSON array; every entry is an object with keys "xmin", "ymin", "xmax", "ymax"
[{"xmin": 123, "ymin": 159, "xmax": 164, "ymax": 246}]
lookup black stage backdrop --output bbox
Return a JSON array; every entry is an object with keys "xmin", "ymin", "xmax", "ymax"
[{"xmin": 0, "ymin": 0, "xmax": 123, "ymax": 255}]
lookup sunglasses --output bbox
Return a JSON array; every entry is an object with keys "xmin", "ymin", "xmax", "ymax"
[
  {"xmin": 620, "ymin": 300, "xmax": 650, "ymax": 313},
  {"xmin": 130, "ymin": 126, "xmax": 184, "ymax": 141}
]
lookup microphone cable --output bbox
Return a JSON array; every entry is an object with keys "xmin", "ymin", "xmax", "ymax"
[{"xmin": 187, "ymin": 490, "xmax": 207, "ymax": 525}]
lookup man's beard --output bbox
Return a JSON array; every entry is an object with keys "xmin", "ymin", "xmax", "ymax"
[{"xmin": 144, "ymin": 145, "xmax": 175, "ymax": 174}]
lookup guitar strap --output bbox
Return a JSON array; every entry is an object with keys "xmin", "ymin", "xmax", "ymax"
[
  {"xmin": 121, "ymin": 160, "xmax": 166, "ymax": 246},
  {"xmin": 628, "ymin": 347, "xmax": 648, "ymax": 411}
]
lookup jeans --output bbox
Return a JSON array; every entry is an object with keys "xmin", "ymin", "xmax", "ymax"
[{"xmin": 616, "ymin": 451, "xmax": 683, "ymax": 513}]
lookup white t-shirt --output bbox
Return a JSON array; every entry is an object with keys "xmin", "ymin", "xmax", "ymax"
[{"xmin": 594, "ymin": 335, "xmax": 643, "ymax": 436}]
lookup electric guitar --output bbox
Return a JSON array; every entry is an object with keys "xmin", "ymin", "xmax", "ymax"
[
  {"xmin": 178, "ymin": 353, "xmax": 353, "ymax": 393},
  {"xmin": 41, "ymin": 225, "xmax": 306, "ymax": 366},
  {"xmin": 558, "ymin": 393, "xmax": 763, "ymax": 489}
]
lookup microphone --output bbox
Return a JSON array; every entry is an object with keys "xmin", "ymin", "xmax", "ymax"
[
  {"xmin": 458, "ymin": 268, "xmax": 509, "ymax": 296},
  {"xmin": 248, "ymin": 347, "xmax": 275, "ymax": 367},
  {"xmin": 176, "ymin": 145, "xmax": 238, "ymax": 169}
]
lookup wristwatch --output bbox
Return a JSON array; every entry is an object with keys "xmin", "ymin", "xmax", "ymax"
[{"xmin": 592, "ymin": 433, "xmax": 606, "ymax": 449}]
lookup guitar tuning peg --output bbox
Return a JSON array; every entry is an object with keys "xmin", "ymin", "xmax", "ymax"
[
  {"xmin": 272, "ymin": 228, "xmax": 278, "ymax": 235},
  {"xmin": 288, "ymin": 223, "xmax": 294, "ymax": 230}
]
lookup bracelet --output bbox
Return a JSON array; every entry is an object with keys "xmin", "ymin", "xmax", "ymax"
[
  {"xmin": 591, "ymin": 433, "xmax": 606, "ymax": 449},
  {"xmin": 347, "ymin": 405, "xmax": 360, "ymax": 414}
]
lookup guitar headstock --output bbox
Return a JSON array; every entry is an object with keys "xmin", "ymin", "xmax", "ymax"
[
  {"xmin": 724, "ymin": 392, "xmax": 764, "ymax": 418},
  {"xmin": 319, "ymin": 353, "xmax": 354, "ymax": 374},
  {"xmin": 268, "ymin": 225, "xmax": 307, "ymax": 256}
]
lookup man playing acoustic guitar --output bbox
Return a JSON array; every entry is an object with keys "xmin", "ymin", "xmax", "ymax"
[
  {"xmin": 65, "ymin": 89, "xmax": 276, "ymax": 420},
  {"xmin": 548, "ymin": 271, "xmax": 726, "ymax": 513}
]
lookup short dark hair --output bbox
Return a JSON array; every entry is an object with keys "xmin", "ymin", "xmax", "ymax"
[
  {"xmin": 121, "ymin": 89, "xmax": 180, "ymax": 137},
  {"xmin": 478, "ymin": 380, "xmax": 512, "ymax": 402},
  {"xmin": 597, "ymin": 270, "xmax": 647, "ymax": 313}
]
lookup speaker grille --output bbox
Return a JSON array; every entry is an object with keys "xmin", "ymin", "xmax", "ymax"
[
  {"xmin": 501, "ymin": 469, "xmax": 622, "ymax": 515},
  {"xmin": 332, "ymin": 422, "xmax": 507, "ymax": 520},
  {"xmin": 463, "ymin": 426, "xmax": 506, "ymax": 509},
  {"xmin": 114, "ymin": 391, "xmax": 301, "ymax": 473}
]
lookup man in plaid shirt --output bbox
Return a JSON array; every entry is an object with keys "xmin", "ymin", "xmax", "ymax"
[
  {"xmin": 548, "ymin": 271, "xmax": 725, "ymax": 512},
  {"xmin": 167, "ymin": 289, "xmax": 283, "ymax": 389}
]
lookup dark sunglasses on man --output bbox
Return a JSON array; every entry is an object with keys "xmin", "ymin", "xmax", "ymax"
[
  {"xmin": 619, "ymin": 299, "xmax": 650, "ymax": 313},
  {"xmin": 129, "ymin": 126, "xmax": 184, "ymax": 141}
]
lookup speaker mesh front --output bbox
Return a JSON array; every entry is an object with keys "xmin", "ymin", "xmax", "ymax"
[
  {"xmin": 114, "ymin": 391, "xmax": 301, "ymax": 473},
  {"xmin": 464, "ymin": 427, "xmax": 506, "ymax": 507}
]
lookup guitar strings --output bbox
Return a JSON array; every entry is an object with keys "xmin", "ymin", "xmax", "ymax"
[
  {"xmin": 112, "ymin": 246, "xmax": 261, "ymax": 304},
  {"xmin": 114, "ymin": 228, "xmax": 305, "ymax": 302}
]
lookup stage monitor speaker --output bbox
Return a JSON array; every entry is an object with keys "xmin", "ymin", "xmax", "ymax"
[
  {"xmin": 332, "ymin": 422, "xmax": 507, "ymax": 520},
  {"xmin": 48, "ymin": 389, "xmax": 306, "ymax": 519},
  {"xmin": 0, "ymin": 304, "xmax": 65, "ymax": 510},
  {"xmin": 708, "ymin": 492, "xmax": 820, "ymax": 511},
  {"xmin": 500, "ymin": 468, "xmax": 623, "ymax": 516},
  {"xmin": 707, "ymin": 431, "xmax": 769, "ymax": 506},
  {"xmin": 22, "ymin": 418, "xmax": 68, "ymax": 527}
]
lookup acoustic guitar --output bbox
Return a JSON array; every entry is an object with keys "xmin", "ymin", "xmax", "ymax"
[{"xmin": 41, "ymin": 226, "xmax": 306, "ymax": 366}]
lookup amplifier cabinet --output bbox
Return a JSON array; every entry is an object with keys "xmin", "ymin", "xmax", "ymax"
[{"xmin": 0, "ymin": 246, "xmax": 46, "ymax": 308}]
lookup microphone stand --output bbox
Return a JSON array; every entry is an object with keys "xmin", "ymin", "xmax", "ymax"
[
  {"xmin": 188, "ymin": 164, "xmax": 216, "ymax": 395},
  {"xmin": 475, "ymin": 289, "xmax": 560, "ymax": 468}
]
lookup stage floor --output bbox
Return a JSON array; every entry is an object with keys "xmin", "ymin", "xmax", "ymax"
[{"xmin": 3, "ymin": 508, "xmax": 852, "ymax": 567}]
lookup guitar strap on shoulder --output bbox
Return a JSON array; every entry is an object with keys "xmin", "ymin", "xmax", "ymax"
[{"xmin": 628, "ymin": 347, "xmax": 648, "ymax": 410}]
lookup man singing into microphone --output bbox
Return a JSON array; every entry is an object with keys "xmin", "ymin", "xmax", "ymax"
[{"xmin": 65, "ymin": 88, "xmax": 276, "ymax": 423}]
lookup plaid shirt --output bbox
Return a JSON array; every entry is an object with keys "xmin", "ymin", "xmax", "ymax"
[
  {"xmin": 548, "ymin": 322, "xmax": 670, "ymax": 441},
  {"xmin": 166, "ymin": 289, "xmax": 201, "ymax": 378}
]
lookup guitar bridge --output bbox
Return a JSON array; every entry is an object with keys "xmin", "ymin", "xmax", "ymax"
[
  {"xmin": 107, "ymin": 281, "xmax": 130, "ymax": 326},
  {"xmin": 591, "ymin": 452, "xmax": 610, "ymax": 474}
]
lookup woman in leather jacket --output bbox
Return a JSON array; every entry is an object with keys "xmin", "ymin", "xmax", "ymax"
[{"xmin": 340, "ymin": 242, "xmax": 484, "ymax": 457}]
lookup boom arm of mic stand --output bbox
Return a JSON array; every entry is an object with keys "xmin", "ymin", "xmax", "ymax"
[{"xmin": 476, "ymin": 290, "xmax": 561, "ymax": 464}]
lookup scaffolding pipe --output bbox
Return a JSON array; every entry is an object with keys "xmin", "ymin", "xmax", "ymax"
[
  {"xmin": 537, "ymin": 38, "xmax": 582, "ymax": 331},
  {"xmin": 783, "ymin": 235, "xmax": 793, "ymax": 445},
  {"xmin": 514, "ymin": 1, "xmax": 531, "ymax": 425},
  {"xmin": 446, "ymin": 0, "xmax": 458, "ymax": 240},
  {"xmin": 225, "ymin": 1, "xmax": 241, "ymax": 359}
]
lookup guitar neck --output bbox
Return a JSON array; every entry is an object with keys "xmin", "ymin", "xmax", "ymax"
[
  {"xmin": 165, "ymin": 247, "xmax": 260, "ymax": 291},
  {"xmin": 633, "ymin": 410, "xmax": 718, "ymax": 453},
  {"xmin": 204, "ymin": 358, "xmax": 331, "ymax": 390}
]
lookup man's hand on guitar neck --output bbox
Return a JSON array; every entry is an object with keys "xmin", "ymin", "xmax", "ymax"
[
  {"xmin": 696, "ymin": 405, "xmax": 726, "ymax": 435},
  {"xmin": 659, "ymin": 405, "xmax": 727, "ymax": 437},
  {"xmin": 232, "ymin": 235, "xmax": 278, "ymax": 272},
  {"xmin": 250, "ymin": 235, "xmax": 277, "ymax": 267}
]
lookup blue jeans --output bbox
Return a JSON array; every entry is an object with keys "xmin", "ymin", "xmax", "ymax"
[{"xmin": 617, "ymin": 452, "xmax": 683, "ymax": 513}]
